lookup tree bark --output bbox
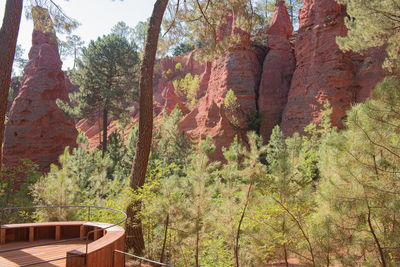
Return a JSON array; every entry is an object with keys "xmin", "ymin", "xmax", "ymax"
[
  {"xmin": 102, "ymin": 107, "xmax": 108, "ymax": 158},
  {"xmin": 0, "ymin": 0, "xmax": 23, "ymax": 168},
  {"xmin": 234, "ymin": 182, "xmax": 253, "ymax": 267},
  {"xmin": 125, "ymin": 0, "xmax": 169, "ymax": 255},
  {"xmin": 160, "ymin": 213, "xmax": 169, "ymax": 264},
  {"xmin": 367, "ymin": 201, "xmax": 386, "ymax": 267}
]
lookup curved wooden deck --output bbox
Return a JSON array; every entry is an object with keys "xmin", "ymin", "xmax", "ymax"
[{"xmin": 0, "ymin": 221, "xmax": 125, "ymax": 267}]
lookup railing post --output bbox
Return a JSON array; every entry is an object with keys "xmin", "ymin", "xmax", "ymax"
[
  {"xmin": 1, "ymin": 208, "xmax": 4, "ymax": 226},
  {"xmin": 113, "ymin": 250, "xmax": 115, "ymax": 267},
  {"xmin": 0, "ymin": 208, "xmax": 4, "ymax": 244}
]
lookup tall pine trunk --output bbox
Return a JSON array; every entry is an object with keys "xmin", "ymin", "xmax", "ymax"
[
  {"xmin": 102, "ymin": 107, "xmax": 108, "ymax": 158},
  {"xmin": 0, "ymin": 0, "xmax": 23, "ymax": 168},
  {"xmin": 125, "ymin": 0, "xmax": 169, "ymax": 255}
]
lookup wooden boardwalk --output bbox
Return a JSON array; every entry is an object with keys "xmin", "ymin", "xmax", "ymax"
[{"xmin": 0, "ymin": 239, "xmax": 88, "ymax": 267}]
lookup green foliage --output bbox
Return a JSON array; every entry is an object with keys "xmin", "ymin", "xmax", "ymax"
[
  {"xmin": 151, "ymin": 107, "xmax": 193, "ymax": 167},
  {"xmin": 175, "ymin": 62, "xmax": 183, "ymax": 71},
  {"xmin": 224, "ymin": 89, "xmax": 239, "ymax": 111},
  {"xmin": 172, "ymin": 73, "xmax": 200, "ymax": 110},
  {"xmin": 317, "ymin": 76, "xmax": 400, "ymax": 266},
  {"xmin": 173, "ymin": 42, "xmax": 195, "ymax": 56},
  {"xmin": 163, "ymin": 0, "xmax": 266, "ymax": 61},
  {"xmin": 25, "ymin": 2, "xmax": 79, "ymax": 34},
  {"xmin": 131, "ymin": 18, "xmax": 172, "ymax": 58},
  {"xmin": 58, "ymin": 34, "xmax": 84, "ymax": 68},
  {"xmin": 60, "ymin": 33, "xmax": 140, "ymax": 118},
  {"xmin": 247, "ymin": 109, "xmax": 262, "ymax": 132},
  {"xmin": 224, "ymin": 89, "xmax": 241, "ymax": 127},
  {"xmin": 336, "ymin": 0, "xmax": 400, "ymax": 72},
  {"xmin": 0, "ymin": 159, "xmax": 40, "ymax": 223},
  {"xmin": 31, "ymin": 136, "xmax": 111, "ymax": 220},
  {"xmin": 255, "ymin": 0, "xmax": 302, "ymax": 26},
  {"xmin": 8, "ymin": 87, "xmax": 14, "ymax": 102},
  {"xmin": 25, "ymin": 76, "xmax": 400, "ymax": 266},
  {"xmin": 132, "ymin": 19, "xmax": 149, "ymax": 54},
  {"xmin": 255, "ymin": 125, "xmax": 318, "ymax": 266},
  {"xmin": 111, "ymin": 21, "xmax": 135, "ymax": 41},
  {"xmin": 12, "ymin": 45, "xmax": 27, "ymax": 76},
  {"xmin": 58, "ymin": 33, "xmax": 140, "ymax": 154}
]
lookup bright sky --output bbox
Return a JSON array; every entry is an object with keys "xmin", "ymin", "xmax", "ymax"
[{"xmin": 0, "ymin": 0, "xmax": 157, "ymax": 70}]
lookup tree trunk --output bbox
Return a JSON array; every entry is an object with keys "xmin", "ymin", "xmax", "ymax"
[
  {"xmin": 367, "ymin": 202, "xmax": 386, "ymax": 267},
  {"xmin": 282, "ymin": 219, "xmax": 289, "ymax": 267},
  {"xmin": 102, "ymin": 107, "xmax": 108, "ymax": 158},
  {"xmin": 125, "ymin": 0, "xmax": 169, "ymax": 255},
  {"xmin": 0, "ymin": 0, "xmax": 23, "ymax": 168},
  {"xmin": 195, "ymin": 202, "xmax": 200, "ymax": 267},
  {"xmin": 234, "ymin": 182, "xmax": 253, "ymax": 267},
  {"xmin": 160, "ymin": 213, "xmax": 170, "ymax": 264},
  {"xmin": 283, "ymin": 242, "xmax": 289, "ymax": 267}
]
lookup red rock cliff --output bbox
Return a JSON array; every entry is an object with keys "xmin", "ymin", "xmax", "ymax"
[
  {"xmin": 258, "ymin": 1, "xmax": 296, "ymax": 142},
  {"xmin": 3, "ymin": 7, "xmax": 77, "ymax": 172},
  {"xmin": 280, "ymin": 0, "xmax": 356, "ymax": 135},
  {"xmin": 179, "ymin": 15, "xmax": 261, "ymax": 162},
  {"xmin": 280, "ymin": 0, "xmax": 386, "ymax": 136}
]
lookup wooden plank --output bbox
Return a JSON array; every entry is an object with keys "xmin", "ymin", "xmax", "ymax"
[
  {"xmin": 80, "ymin": 225, "xmax": 85, "ymax": 238},
  {"xmin": 93, "ymin": 227, "xmax": 100, "ymax": 241},
  {"xmin": 1, "ymin": 221, "xmax": 85, "ymax": 229},
  {"xmin": 0, "ymin": 222, "xmax": 125, "ymax": 267},
  {"xmin": 55, "ymin": 225, "xmax": 61, "ymax": 241},
  {"xmin": 0, "ymin": 228, "xmax": 5, "ymax": 245},
  {"xmin": 29, "ymin": 227, "xmax": 34, "ymax": 242},
  {"xmin": 66, "ymin": 249, "xmax": 86, "ymax": 267},
  {"xmin": 0, "ymin": 239, "xmax": 87, "ymax": 267}
]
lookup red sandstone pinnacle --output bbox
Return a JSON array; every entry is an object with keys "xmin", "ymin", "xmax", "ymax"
[
  {"xmin": 258, "ymin": 1, "xmax": 295, "ymax": 143},
  {"xmin": 3, "ymin": 28, "xmax": 78, "ymax": 172},
  {"xmin": 268, "ymin": 1, "xmax": 293, "ymax": 38}
]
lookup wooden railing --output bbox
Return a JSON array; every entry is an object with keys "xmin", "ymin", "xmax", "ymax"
[{"xmin": 0, "ymin": 205, "xmax": 126, "ymax": 267}]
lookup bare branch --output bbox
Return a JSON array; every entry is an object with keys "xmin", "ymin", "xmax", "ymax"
[{"xmin": 163, "ymin": 0, "xmax": 180, "ymax": 37}]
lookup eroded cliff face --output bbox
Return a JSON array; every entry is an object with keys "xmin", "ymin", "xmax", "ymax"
[
  {"xmin": 179, "ymin": 14, "xmax": 261, "ymax": 162},
  {"xmin": 258, "ymin": 1, "xmax": 296, "ymax": 142},
  {"xmin": 3, "ymin": 7, "xmax": 77, "ymax": 172},
  {"xmin": 280, "ymin": 0, "xmax": 386, "ymax": 136},
  {"xmin": 76, "ymin": 0, "xmax": 386, "ymax": 157},
  {"xmin": 75, "ymin": 49, "xmax": 208, "ymax": 150},
  {"xmin": 280, "ymin": 0, "xmax": 356, "ymax": 135}
]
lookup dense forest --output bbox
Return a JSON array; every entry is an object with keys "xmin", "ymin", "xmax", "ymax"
[{"xmin": 1, "ymin": 0, "xmax": 400, "ymax": 266}]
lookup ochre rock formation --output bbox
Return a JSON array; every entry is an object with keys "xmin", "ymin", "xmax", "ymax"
[
  {"xmin": 258, "ymin": 1, "xmax": 296, "ymax": 142},
  {"xmin": 280, "ymin": 0, "xmax": 386, "ymax": 136},
  {"xmin": 280, "ymin": 0, "xmax": 355, "ymax": 135},
  {"xmin": 179, "ymin": 20, "xmax": 261, "ymax": 162},
  {"xmin": 153, "ymin": 50, "xmax": 209, "ymax": 110},
  {"xmin": 3, "ymin": 7, "xmax": 77, "ymax": 172},
  {"xmin": 351, "ymin": 47, "xmax": 386, "ymax": 103},
  {"xmin": 76, "ymin": 0, "xmax": 387, "ymax": 158},
  {"xmin": 76, "ymin": 50, "xmax": 206, "ymax": 149}
]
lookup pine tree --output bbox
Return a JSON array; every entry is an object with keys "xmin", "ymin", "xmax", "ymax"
[
  {"xmin": 336, "ymin": 0, "xmax": 400, "ymax": 72},
  {"xmin": 318, "ymin": 76, "xmax": 400, "ymax": 266},
  {"xmin": 58, "ymin": 34, "xmax": 140, "ymax": 157}
]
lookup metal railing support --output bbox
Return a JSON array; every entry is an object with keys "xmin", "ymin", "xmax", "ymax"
[{"xmin": 113, "ymin": 249, "xmax": 174, "ymax": 267}]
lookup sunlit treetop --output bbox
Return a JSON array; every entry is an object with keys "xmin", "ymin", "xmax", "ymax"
[
  {"xmin": 25, "ymin": 0, "xmax": 79, "ymax": 34},
  {"xmin": 161, "ymin": 0, "xmax": 265, "ymax": 61}
]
